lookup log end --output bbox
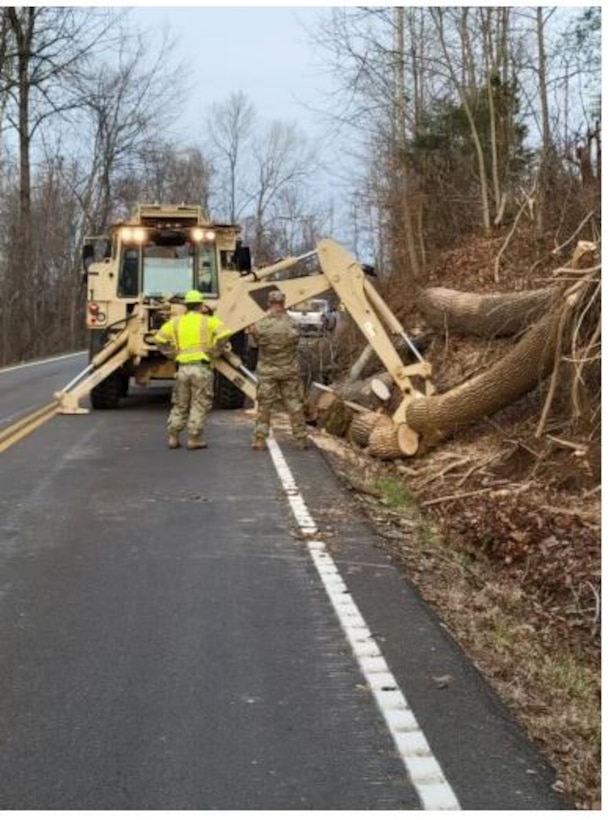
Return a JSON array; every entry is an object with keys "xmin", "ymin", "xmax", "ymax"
[{"xmin": 397, "ymin": 423, "xmax": 420, "ymax": 456}]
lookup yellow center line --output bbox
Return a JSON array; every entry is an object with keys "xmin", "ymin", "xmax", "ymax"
[{"xmin": 0, "ymin": 402, "xmax": 59, "ymax": 453}]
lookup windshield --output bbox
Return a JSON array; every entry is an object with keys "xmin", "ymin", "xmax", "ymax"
[
  {"xmin": 142, "ymin": 243, "xmax": 194, "ymax": 296},
  {"xmin": 118, "ymin": 238, "xmax": 219, "ymax": 298}
]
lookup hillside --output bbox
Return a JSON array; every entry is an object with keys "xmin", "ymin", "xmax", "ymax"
[{"xmin": 305, "ymin": 226, "xmax": 601, "ymax": 809}]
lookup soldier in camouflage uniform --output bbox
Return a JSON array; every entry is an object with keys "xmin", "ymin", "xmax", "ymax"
[
  {"xmin": 249, "ymin": 290, "xmax": 309, "ymax": 451},
  {"xmin": 154, "ymin": 290, "xmax": 231, "ymax": 450}
]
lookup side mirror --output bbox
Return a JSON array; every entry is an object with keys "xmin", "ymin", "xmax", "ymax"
[
  {"xmin": 82, "ymin": 243, "xmax": 95, "ymax": 274},
  {"xmin": 235, "ymin": 244, "xmax": 252, "ymax": 273},
  {"xmin": 82, "ymin": 237, "xmax": 111, "ymax": 274}
]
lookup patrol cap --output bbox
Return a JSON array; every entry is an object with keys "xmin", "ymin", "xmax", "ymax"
[
  {"xmin": 268, "ymin": 290, "xmax": 286, "ymax": 304},
  {"xmin": 184, "ymin": 289, "xmax": 205, "ymax": 304}
]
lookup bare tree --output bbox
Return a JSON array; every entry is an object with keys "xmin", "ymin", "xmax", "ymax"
[
  {"xmin": 2, "ymin": 7, "xmax": 117, "ymax": 248},
  {"xmin": 118, "ymin": 144, "xmax": 213, "ymax": 212},
  {"xmin": 535, "ymin": 6, "xmax": 555, "ymax": 236},
  {"xmin": 73, "ymin": 29, "xmax": 185, "ymax": 232},
  {"xmin": 207, "ymin": 91, "xmax": 256, "ymax": 223},
  {"xmin": 430, "ymin": 7, "xmax": 492, "ymax": 234},
  {"xmin": 247, "ymin": 120, "xmax": 318, "ymax": 261},
  {"xmin": 0, "ymin": 7, "xmax": 120, "ymax": 358}
]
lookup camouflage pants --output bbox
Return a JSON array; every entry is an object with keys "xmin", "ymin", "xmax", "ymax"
[
  {"xmin": 254, "ymin": 373, "xmax": 307, "ymax": 440},
  {"xmin": 168, "ymin": 363, "xmax": 214, "ymax": 438}
]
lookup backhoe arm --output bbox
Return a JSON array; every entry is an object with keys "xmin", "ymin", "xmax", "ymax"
[
  {"xmin": 215, "ymin": 238, "xmax": 433, "ymax": 423},
  {"xmin": 316, "ymin": 239, "xmax": 433, "ymax": 423},
  {"xmin": 54, "ymin": 308, "xmax": 147, "ymax": 414}
]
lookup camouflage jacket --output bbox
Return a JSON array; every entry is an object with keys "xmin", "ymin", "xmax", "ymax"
[{"xmin": 252, "ymin": 312, "xmax": 300, "ymax": 377}]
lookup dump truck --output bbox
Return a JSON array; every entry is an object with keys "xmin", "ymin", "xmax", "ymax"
[{"xmin": 55, "ymin": 203, "xmax": 433, "ymax": 430}]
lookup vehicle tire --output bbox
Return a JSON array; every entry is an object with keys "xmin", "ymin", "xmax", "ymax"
[
  {"xmin": 119, "ymin": 373, "xmax": 130, "ymax": 397},
  {"xmin": 90, "ymin": 372, "xmax": 123, "ymax": 409},
  {"xmin": 214, "ymin": 372, "xmax": 246, "ymax": 409}
]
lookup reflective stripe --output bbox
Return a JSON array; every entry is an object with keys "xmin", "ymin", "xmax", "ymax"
[
  {"xmin": 157, "ymin": 312, "xmax": 232, "ymax": 363},
  {"xmin": 173, "ymin": 314, "xmax": 208, "ymax": 363}
]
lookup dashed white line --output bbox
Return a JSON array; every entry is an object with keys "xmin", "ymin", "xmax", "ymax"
[{"xmin": 267, "ymin": 434, "xmax": 461, "ymax": 811}]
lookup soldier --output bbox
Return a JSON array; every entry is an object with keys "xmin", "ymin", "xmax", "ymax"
[
  {"xmin": 154, "ymin": 290, "xmax": 231, "ymax": 450},
  {"xmin": 249, "ymin": 290, "xmax": 309, "ymax": 451}
]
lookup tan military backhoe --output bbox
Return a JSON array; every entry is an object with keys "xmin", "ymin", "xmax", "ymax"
[{"xmin": 55, "ymin": 204, "xmax": 433, "ymax": 444}]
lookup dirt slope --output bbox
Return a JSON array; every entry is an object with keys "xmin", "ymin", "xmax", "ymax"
[{"xmin": 309, "ymin": 227, "xmax": 601, "ymax": 809}]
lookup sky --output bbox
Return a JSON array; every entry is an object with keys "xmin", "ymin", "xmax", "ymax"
[
  {"xmin": 126, "ymin": 6, "xmax": 338, "ymax": 147},
  {"xmin": 125, "ymin": 5, "xmax": 354, "ymax": 241}
]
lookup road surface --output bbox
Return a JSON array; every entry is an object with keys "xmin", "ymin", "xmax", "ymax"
[{"xmin": 0, "ymin": 354, "xmax": 569, "ymax": 810}]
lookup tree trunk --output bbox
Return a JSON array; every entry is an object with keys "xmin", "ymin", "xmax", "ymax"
[
  {"xmin": 316, "ymin": 394, "xmax": 354, "ymax": 438},
  {"xmin": 418, "ymin": 286, "xmax": 558, "ymax": 337},
  {"xmin": 348, "ymin": 411, "xmax": 382, "ymax": 448},
  {"xmin": 404, "ymin": 299, "xmax": 565, "ymax": 440}
]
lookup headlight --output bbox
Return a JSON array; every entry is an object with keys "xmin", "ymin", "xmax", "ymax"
[
  {"xmin": 191, "ymin": 228, "xmax": 205, "ymax": 242},
  {"xmin": 120, "ymin": 227, "xmax": 147, "ymax": 242}
]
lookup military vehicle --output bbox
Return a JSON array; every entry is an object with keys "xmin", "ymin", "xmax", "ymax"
[{"xmin": 56, "ymin": 203, "xmax": 432, "ymax": 425}]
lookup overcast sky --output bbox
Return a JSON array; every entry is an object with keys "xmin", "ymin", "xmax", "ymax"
[
  {"xmin": 125, "ymin": 5, "xmax": 355, "ymax": 242},
  {"xmin": 127, "ymin": 6, "xmax": 335, "ymax": 143}
]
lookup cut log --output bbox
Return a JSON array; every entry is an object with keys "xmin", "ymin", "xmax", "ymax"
[
  {"xmin": 348, "ymin": 410, "xmax": 382, "ymax": 447},
  {"xmin": 368, "ymin": 418, "xmax": 420, "ymax": 459},
  {"xmin": 404, "ymin": 244, "xmax": 597, "ymax": 441},
  {"xmin": 317, "ymin": 395, "xmax": 354, "ymax": 438},
  {"xmin": 339, "ymin": 372, "xmax": 393, "ymax": 409}
]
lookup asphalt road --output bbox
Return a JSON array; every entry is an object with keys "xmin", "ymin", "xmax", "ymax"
[{"xmin": 0, "ymin": 355, "xmax": 570, "ymax": 810}]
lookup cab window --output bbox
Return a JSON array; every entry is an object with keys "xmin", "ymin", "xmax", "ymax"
[
  {"xmin": 198, "ymin": 244, "xmax": 219, "ymax": 296},
  {"xmin": 118, "ymin": 248, "xmax": 139, "ymax": 297}
]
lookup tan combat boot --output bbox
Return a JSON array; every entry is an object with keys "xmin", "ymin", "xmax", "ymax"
[
  {"xmin": 168, "ymin": 434, "xmax": 180, "ymax": 449},
  {"xmin": 251, "ymin": 436, "xmax": 267, "ymax": 451},
  {"xmin": 187, "ymin": 437, "xmax": 207, "ymax": 450},
  {"xmin": 295, "ymin": 437, "xmax": 309, "ymax": 451}
]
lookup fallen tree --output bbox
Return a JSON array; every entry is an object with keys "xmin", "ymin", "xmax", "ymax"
[
  {"xmin": 310, "ymin": 242, "xmax": 599, "ymax": 457},
  {"xmin": 417, "ymin": 287, "xmax": 557, "ymax": 337}
]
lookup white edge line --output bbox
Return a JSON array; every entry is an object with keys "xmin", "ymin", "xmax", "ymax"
[
  {"xmin": 267, "ymin": 433, "xmax": 461, "ymax": 811},
  {"xmin": 0, "ymin": 351, "xmax": 85, "ymax": 376}
]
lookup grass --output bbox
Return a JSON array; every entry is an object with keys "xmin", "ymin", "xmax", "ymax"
[{"xmin": 374, "ymin": 476, "xmax": 416, "ymax": 510}]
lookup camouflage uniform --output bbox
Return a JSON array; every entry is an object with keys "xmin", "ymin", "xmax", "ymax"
[
  {"xmin": 168, "ymin": 362, "xmax": 215, "ymax": 440},
  {"xmin": 251, "ymin": 311, "xmax": 308, "ymax": 446},
  {"xmin": 154, "ymin": 301, "xmax": 230, "ymax": 448}
]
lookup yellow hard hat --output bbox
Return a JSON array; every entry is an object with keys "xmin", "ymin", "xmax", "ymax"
[{"xmin": 184, "ymin": 289, "xmax": 205, "ymax": 304}]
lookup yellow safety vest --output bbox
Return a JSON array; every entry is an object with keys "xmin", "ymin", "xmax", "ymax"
[{"xmin": 154, "ymin": 312, "xmax": 231, "ymax": 363}]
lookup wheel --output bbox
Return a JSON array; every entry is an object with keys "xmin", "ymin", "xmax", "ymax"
[
  {"xmin": 90, "ymin": 372, "xmax": 123, "ymax": 409},
  {"xmin": 214, "ymin": 372, "xmax": 246, "ymax": 409},
  {"xmin": 119, "ymin": 373, "xmax": 130, "ymax": 397}
]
